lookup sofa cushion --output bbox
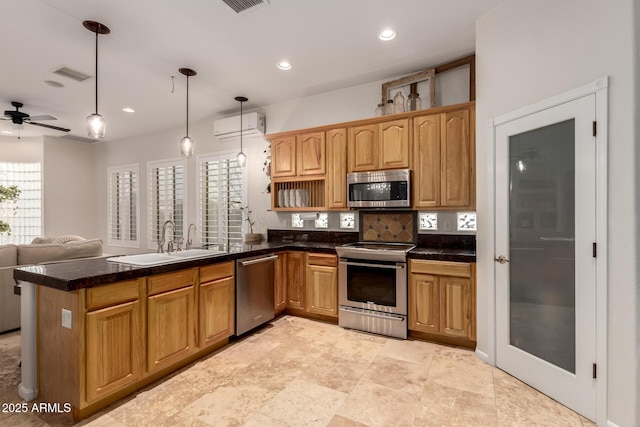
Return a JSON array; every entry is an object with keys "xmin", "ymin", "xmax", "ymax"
[
  {"xmin": 30, "ymin": 237, "xmax": 54, "ymax": 244},
  {"xmin": 18, "ymin": 239, "xmax": 103, "ymax": 265},
  {"xmin": 53, "ymin": 235, "xmax": 86, "ymax": 244},
  {"xmin": 0, "ymin": 244, "xmax": 18, "ymax": 267}
]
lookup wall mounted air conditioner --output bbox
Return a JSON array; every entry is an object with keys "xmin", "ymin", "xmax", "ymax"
[{"xmin": 213, "ymin": 112, "xmax": 266, "ymax": 140}]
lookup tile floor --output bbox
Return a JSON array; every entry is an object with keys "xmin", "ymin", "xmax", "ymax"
[{"xmin": 0, "ymin": 316, "xmax": 596, "ymax": 426}]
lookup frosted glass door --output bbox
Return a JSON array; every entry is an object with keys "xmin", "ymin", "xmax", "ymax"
[{"xmin": 495, "ymin": 94, "xmax": 596, "ymax": 420}]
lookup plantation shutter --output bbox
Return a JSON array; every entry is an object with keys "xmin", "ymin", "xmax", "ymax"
[
  {"xmin": 108, "ymin": 164, "xmax": 139, "ymax": 247},
  {"xmin": 148, "ymin": 159, "xmax": 185, "ymax": 249}
]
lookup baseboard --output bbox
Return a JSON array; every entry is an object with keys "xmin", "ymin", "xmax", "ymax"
[
  {"xmin": 475, "ymin": 349, "xmax": 491, "ymax": 364},
  {"xmin": 606, "ymin": 421, "xmax": 620, "ymax": 427}
]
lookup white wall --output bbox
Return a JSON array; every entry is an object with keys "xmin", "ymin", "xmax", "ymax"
[
  {"xmin": 41, "ymin": 136, "xmax": 98, "ymax": 238},
  {"xmin": 476, "ymin": 1, "xmax": 636, "ymax": 425},
  {"xmin": 0, "ymin": 136, "xmax": 43, "ymax": 163}
]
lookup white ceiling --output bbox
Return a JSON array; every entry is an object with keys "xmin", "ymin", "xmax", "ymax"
[{"xmin": 0, "ymin": 0, "xmax": 501, "ymax": 141}]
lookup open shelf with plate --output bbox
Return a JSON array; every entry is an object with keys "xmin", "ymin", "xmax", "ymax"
[{"xmin": 272, "ymin": 178, "xmax": 325, "ymax": 211}]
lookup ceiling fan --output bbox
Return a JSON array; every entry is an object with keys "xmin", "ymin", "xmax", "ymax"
[{"xmin": 1, "ymin": 101, "xmax": 70, "ymax": 133}]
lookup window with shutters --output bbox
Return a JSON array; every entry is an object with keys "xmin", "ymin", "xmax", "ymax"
[
  {"xmin": 198, "ymin": 152, "xmax": 245, "ymax": 248},
  {"xmin": 148, "ymin": 159, "xmax": 186, "ymax": 250},
  {"xmin": 0, "ymin": 162, "xmax": 42, "ymax": 245},
  {"xmin": 107, "ymin": 164, "xmax": 139, "ymax": 247}
]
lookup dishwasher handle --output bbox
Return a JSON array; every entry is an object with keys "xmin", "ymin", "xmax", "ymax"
[{"xmin": 239, "ymin": 254, "xmax": 278, "ymax": 266}]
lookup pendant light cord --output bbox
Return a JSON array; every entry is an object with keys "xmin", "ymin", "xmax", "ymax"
[
  {"xmin": 95, "ymin": 31, "xmax": 99, "ymax": 114},
  {"xmin": 186, "ymin": 75, "xmax": 189, "ymax": 137},
  {"xmin": 239, "ymin": 99, "xmax": 243, "ymax": 152}
]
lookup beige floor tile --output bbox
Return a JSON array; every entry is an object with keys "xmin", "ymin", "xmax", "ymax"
[
  {"xmin": 493, "ymin": 368, "xmax": 583, "ymax": 427},
  {"xmin": 336, "ymin": 378, "xmax": 419, "ymax": 427},
  {"xmin": 330, "ymin": 332, "xmax": 385, "ymax": 364},
  {"xmin": 416, "ymin": 382, "xmax": 498, "ymax": 427},
  {"xmin": 326, "ymin": 415, "xmax": 369, "ymax": 427},
  {"xmin": 378, "ymin": 337, "xmax": 438, "ymax": 365},
  {"xmin": 0, "ymin": 411, "xmax": 48, "ymax": 427},
  {"xmin": 298, "ymin": 351, "xmax": 370, "ymax": 393},
  {"xmin": 79, "ymin": 414, "xmax": 127, "ymax": 426},
  {"xmin": 296, "ymin": 322, "xmax": 347, "ymax": 344},
  {"xmin": 579, "ymin": 414, "xmax": 597, "ymax": 426},
  {"xmin": 259, "ymin": 378, "xmax": 347, "ymax": 427},
  {"xmin": 184, "ymin": 384, "xmax": 277, "ymax": 426},
  {"xmin": 363, "ymin": 354, "xmax": 429, "ymax": 395},
  {"xmin": 427, "ymin": 350, "xmax": 494, "ymax": 398},
  {"xmin": 242, "ymin": 412, "xmax": 288, "ymax": 427}
]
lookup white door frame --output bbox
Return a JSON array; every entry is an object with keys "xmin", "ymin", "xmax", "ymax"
[{"xmin": 483, "ymin": 76, "xmax": 608, "ymax": 425}]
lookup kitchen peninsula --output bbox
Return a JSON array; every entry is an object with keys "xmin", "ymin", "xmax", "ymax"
[{"xmin": 14, "ymin": 232, "xmax": 475, "ymax": 420}]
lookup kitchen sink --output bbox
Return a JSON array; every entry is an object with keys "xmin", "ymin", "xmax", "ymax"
[{"xmin": 107, "ymin": 249, "xmax": 226, "ymax": 266}]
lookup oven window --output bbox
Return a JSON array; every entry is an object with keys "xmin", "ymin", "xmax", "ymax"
[
  {"xmin": 346, "ymin": 265, "xmax": 396, "ymax": 306},
  {"xmin": 349, "ymin": 181, "xmax": 407, "ymax": 202}
]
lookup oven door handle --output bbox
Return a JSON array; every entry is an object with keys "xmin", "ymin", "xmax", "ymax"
[
  {"xmin": 341, "ymin": 261, "xmax": 405, "ymax": 270},
  {"xmin": 339, "ymin": 306, "xmax": 406, "ymax": 322}
]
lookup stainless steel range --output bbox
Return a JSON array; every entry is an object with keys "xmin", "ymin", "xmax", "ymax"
[{"xmin": 335, "ymin": 241, "xmax": 415, "ymax": 339}]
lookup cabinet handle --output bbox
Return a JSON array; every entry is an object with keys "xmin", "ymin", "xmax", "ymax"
[
  {"xmin": 339, "ymin": 306, "xmax": 405, "ymax": 321},
  {"xmin": 239, "ymin": 255, "xmax": 278, "ymax": 266},
  {"xmin": 341, "ymin": 261, "xmax": 404, "ymax": 270}
]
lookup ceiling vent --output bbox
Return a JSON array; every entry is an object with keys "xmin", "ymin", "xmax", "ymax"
[
  {"xmin": 222, "ymin": 0, "xmax": 269, "ymax": 14},
  {"xmin": 59, "ymin": 134, "xmax": 99, "ymax": 143},
  {"xmin": 51, "ymin": 66, "xmax": 92, "ymax": 82}
]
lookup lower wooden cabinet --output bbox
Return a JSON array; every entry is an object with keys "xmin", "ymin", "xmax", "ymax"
[
  {"xmin": 147, "ymin": 285, "xmax": 196, "ymax": 373},
  {"xmin": 286, "ymin": 251, "xmax": 305, "ymax": 309},
  {"xmin": 274, "ymin": 252, "xmax": 287, "ymax": 312},
  {"xmin": 199, "ymin": 261, "xmax": 235, "ymax": 347},
  {"xmin": 305, "ymin": 253, "xmax": 338, "ymax": 317},
  {"xmin": 409, "ymin": 259, "xmax": 476, "ymax": 342},
  {"xmin": 85, "ymin": 299, "xmax": 143, "ymax": 403}
]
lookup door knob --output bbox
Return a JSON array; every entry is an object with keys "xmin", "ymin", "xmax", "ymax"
[{"xmin": 495, "ymin": 255, "xmax": 510, "ymax": 264}]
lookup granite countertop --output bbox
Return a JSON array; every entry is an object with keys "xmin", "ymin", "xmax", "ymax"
[{"xmin": 14, "ymin": 237, "xmax": 476, "ymax": 292}]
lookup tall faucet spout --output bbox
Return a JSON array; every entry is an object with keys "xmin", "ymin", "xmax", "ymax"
[{"xmin": 158, "ymin": 220, "xmax": 175, "ymax": 253}]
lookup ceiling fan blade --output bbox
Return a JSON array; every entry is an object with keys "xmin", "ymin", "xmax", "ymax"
[
  {"xmin": 28, "ymin": 121, "xmax": 70, "ymax": 132},
  {"xmin": 27, "ymin": 115, "xmax": 57, "ymax": 121}
]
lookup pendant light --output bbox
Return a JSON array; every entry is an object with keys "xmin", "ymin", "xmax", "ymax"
[
  {"xmin": 179, "ymin": 68, "xmax": 197, "ymax": 157},
  {"xmin": 83, "ymin": 21, "xmax": 110, "ymax": 139},
  {"xmin": 235, "ymin": 96, "xmax": 248, "ymax": 167}
]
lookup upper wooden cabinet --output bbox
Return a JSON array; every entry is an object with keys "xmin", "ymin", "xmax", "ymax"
[
  {"xmin": 271, "ymin": 136, "xmax": 297, "ymax": 178},
  {"xmin": 326, "ymin": 128, "xmax": 347, "ymax": 209},
  {"xmin": 413, "ymin": 106, "xmax": 475, "ymax": 209},
  {"xmin": 297, "ymin": 131, "xmax": 326, "ymax": 176},
  {"xmin": 348, "ymin": 119, "xmax": 410, "ymax": 172}
]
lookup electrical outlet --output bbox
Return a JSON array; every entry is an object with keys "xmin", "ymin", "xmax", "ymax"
[{"xmin": 61, "ymin": 309, "xmax": 72, "ymax": 329}]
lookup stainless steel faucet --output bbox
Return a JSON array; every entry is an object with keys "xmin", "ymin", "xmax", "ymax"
[
  {"xmin": 157, "ymin": 219, "xmax": 175, "ymax": 253},
  {"xmin": 186, "ymin": 224, "xmax": 196, "ymax": 250}
]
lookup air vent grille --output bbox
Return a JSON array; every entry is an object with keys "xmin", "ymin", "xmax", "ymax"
[
  {"xmin": 222, "ymin": 0, "xmax": 268, "ymax": 13},
  {"xmin": 51, "ymin": 66, "xmax": 92, "ymax": 82}
]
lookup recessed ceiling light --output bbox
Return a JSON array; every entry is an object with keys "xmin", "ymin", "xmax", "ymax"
[
  {"xmin": 44, "ymin": 80, "xmax": 64, "ymax": 88},
  {"xmin": 1, "ymin": 130, "xmax": 13, "ymax": 135},
  {"xmin": 122, "ymin": 107, "xmax": 135, "ymax": 113},
  {"xmin": 379, "ymin": 29, "xmax": 396, "ymax": 41},
  {"xmin": 277, "ymin": 61, "xmax": 292, "ymax": 71}
]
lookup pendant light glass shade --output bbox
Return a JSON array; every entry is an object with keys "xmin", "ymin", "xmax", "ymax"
[
  {"xmin": 178, "ymin": 68, "xmax": 197, "ymax": 157},
  {"xmin": 83, "ymin": 21, "xmax": 110, "ymax": 139},
  {"xmin": 180, "ymin": 136, "xmax": 194, "ymax": 157},
  {"xmin": 235, "ymin": 96, "xmax": 248, "ymax": 167},
  {"xmin": 87, "ymin": 113, "xmax": 106, "ymax": 138}
]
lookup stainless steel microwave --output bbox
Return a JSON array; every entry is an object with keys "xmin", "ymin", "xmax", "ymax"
[{"xmin": 347, "ymin": 169, "xmax": 411, "ymax": 208}]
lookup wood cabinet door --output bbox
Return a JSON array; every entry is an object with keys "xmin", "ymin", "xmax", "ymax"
[
  {"xmin": 379, "ymin": 118, "xmax": 410, "ymax": 169},
  {"xmin": 326, "ymin": 128, "xmax": 347, "ymax": 209},
  {"xmin": 348, "ymin": 124, "xmax": 378, "ymax": 172},
  {"xmin": 297, "ymin": 131, "xmax": 326, "ymax": 176},
  {"xmin": 305, "ymin": 264, "xmax": 338, "ymax": 317},
  {"xmin": 440, "ymin": 109, "xmax": 471, "ymax": 207},
  {"xmin": 199, "ymin": 277, "xmax": 234, "ymax": 348},
  {"xmin": 272, "ymin": 136, "xmax": 297, "ymax": 177},
  {"xmin": 147, "ymin": 286, "xmax": 196, "ymax": 374},
  {"xmin": 286, "ymin": 251, "xmax": 305, "ymax": 308},
  {"xmin": 413, "ymin": 114, "xmax": 441, "ymax": 208},
  {"xmin": 86, "ymin": 300, "xmax": 142, "ymax": 403},
  {"xmin": 274, "ymin": 252, "xmax": 287, "ymax": 311},
  {"xmin": 440, "ymin": 276, "xmax": 474, "ymax": 339},
  {"xmin": 408, "ymin": 273, "xmax": 440, "ymax": 334}
]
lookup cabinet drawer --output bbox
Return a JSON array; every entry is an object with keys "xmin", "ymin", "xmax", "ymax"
[
  {"xmin": 86, "ymin": 280, "xmax": 139, "ymax": 311},
  {"xmin": 409, "ymin": 259, "xmax": 471, "ymax": 278},
  {"xmin": 148, "ymin": 269, "xmax": 194, "ymax": 296},
  {"xmin": 200, "ymin": 261, "xmax": 234, "ymax": 283},
  {"xmin": 307, "ymin": 253, "xmax": 337, "ymax": 267}
]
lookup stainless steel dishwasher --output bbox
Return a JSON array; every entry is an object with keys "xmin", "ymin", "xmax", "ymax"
[{"xmin": 235, "ymin": 253, "xmax": 277, "ymax": 335}]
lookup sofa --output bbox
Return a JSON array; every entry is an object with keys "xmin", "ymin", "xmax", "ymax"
[{"xmin": 0, "ymin": 236, "xmax": 104, "ymax": 333}]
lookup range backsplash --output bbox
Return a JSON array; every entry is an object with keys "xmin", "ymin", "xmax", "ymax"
[{"xmin": 360, "ymin": 211, "xmax": 417, "ymax": 243}]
